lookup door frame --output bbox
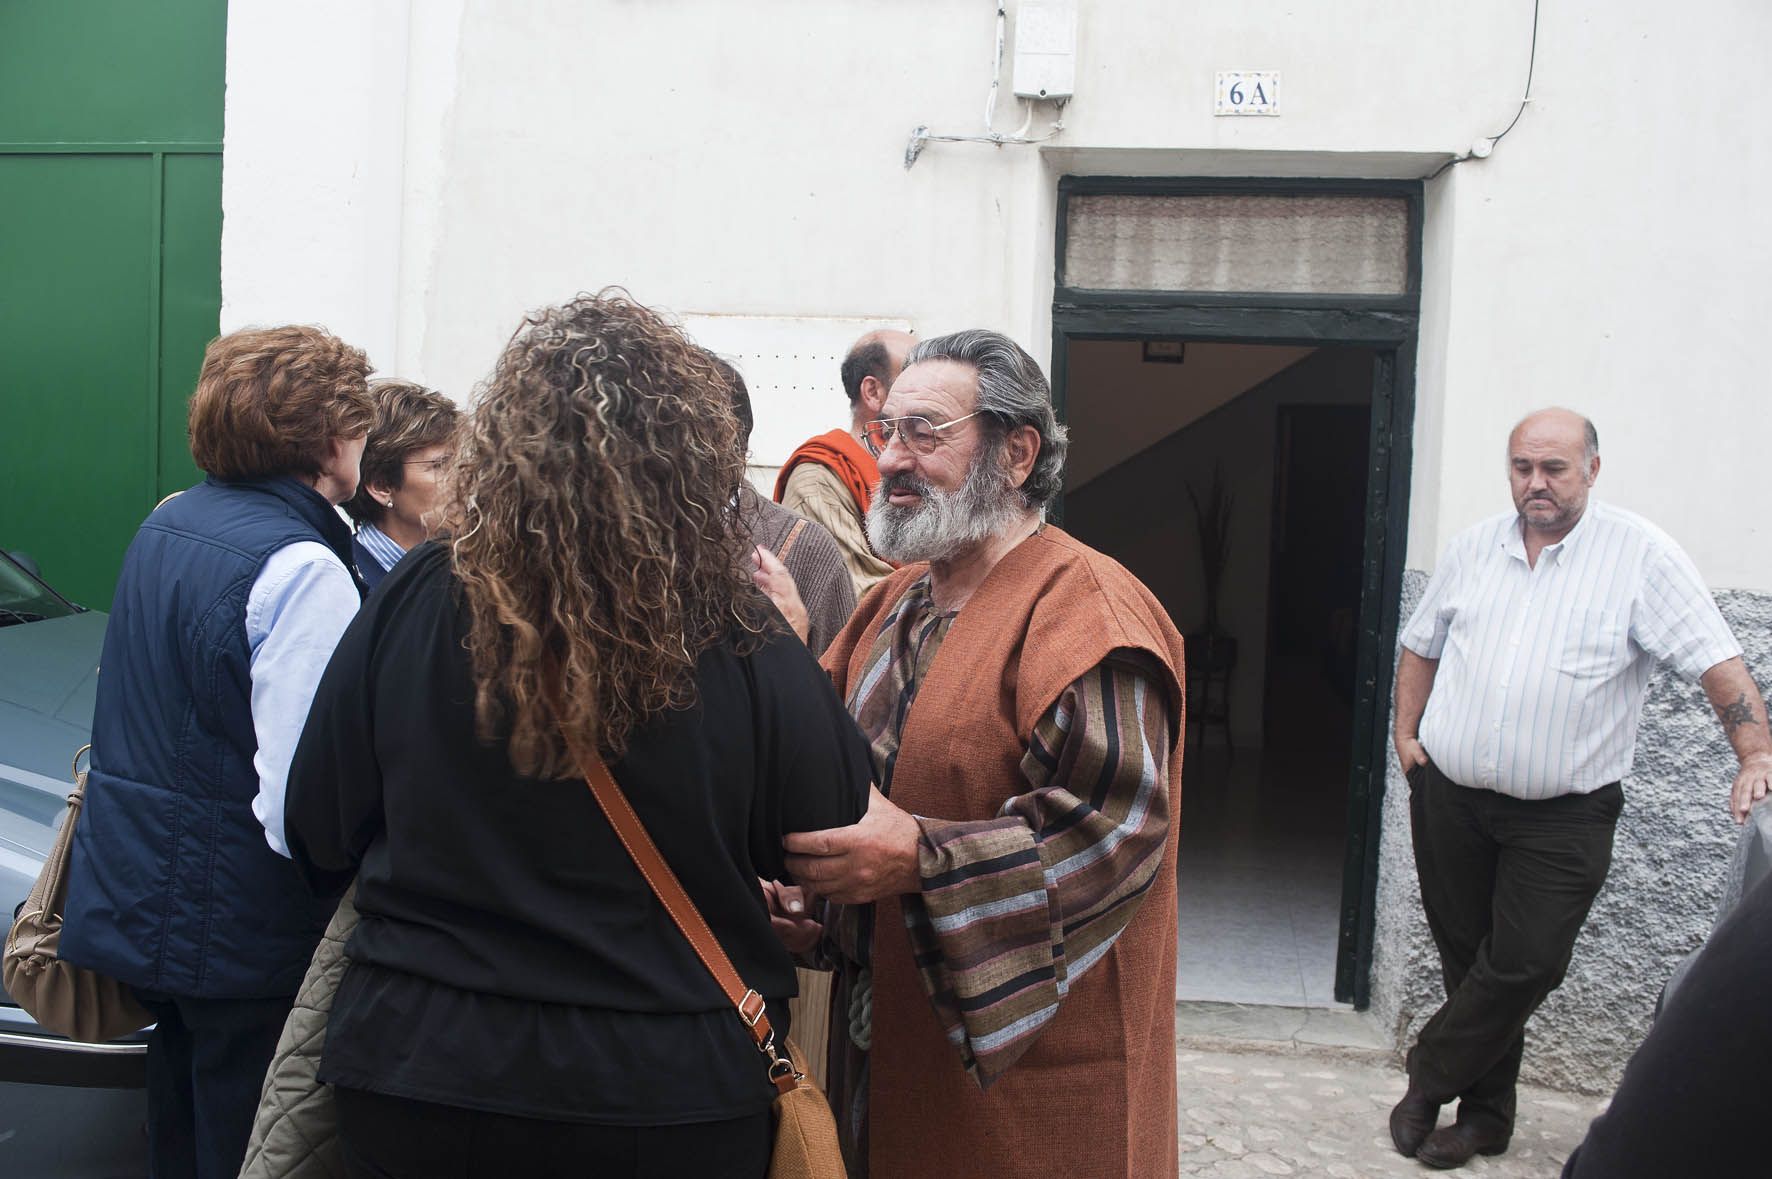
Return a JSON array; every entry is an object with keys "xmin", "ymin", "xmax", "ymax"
[{"xmin": 1049, "ymin": 175, "xmax": 1422, "ymax": 1007}]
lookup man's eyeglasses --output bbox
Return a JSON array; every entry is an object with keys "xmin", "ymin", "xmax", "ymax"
[
  {"xmin": 402, "ymin": 453, "xmax": 454, "ymax": 475},
  {"xmin": 862, "ymin": 412, "xmax": 983, "ymax": 457}
]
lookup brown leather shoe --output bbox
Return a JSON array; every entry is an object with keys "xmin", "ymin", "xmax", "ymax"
[
  {"xmin": 1416, "ymin": 1121, "xmax": 1511, "ymax": 1169},
  {"xmin": 1388, "ymin": 1086, "xmax": 1443, "ymax": 1157}
]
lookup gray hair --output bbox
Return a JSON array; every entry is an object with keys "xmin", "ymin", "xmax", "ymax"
[{"xmin": 902, "ymin": 329, "xmax": 1068, "ymax": 508}]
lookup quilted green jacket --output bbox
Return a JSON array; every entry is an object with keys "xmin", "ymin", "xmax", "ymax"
[{"xmin": 239, "ymin": 887, "xmax": 357, "ymax": 1179}]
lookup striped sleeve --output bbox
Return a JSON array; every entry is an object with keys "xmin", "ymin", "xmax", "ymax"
[
  {"xmin": 899, "ymin": 650, "xmax": 1174, "ymax": 1088},
  {"xmin": 1633, "ymin": 543, "xmax": 1741, "ymax": 680},
  {"xmin": 1400, "ymin": 534, "xmax": 1463, "ymax": 658}
]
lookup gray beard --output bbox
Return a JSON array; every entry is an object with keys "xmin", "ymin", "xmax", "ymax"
[{"xmin": 867, "ymin": 451, "xmax": 1025, "ymax": 565}]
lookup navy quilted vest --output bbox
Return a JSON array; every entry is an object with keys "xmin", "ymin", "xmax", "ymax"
[{"xmin": 60, "ymin": 477, "xmax": 362, "ymax": 998}]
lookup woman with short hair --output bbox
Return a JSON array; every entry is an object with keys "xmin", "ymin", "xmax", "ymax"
[
  {"xmin": 284, "ymin": 292, "xmax": 871, "ymax": 1178},
  {"xmin": 341, "ymin": 379, "xmax": 461, "ymax": 589},
  {"xmin": 60, "ymin": 324, "xmax": 374, "ymax": 1179}
]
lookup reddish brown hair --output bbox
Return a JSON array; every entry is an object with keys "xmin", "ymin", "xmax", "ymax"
[{"xmin": 187, "ymin": 326, "xmax": 373, "ymax": 481}]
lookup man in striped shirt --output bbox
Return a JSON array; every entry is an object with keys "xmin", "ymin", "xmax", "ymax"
[
  {"xmin": 1389, "ymin": 408, "xmax": 1772, "ymax": 1170},
  {"xmin": 783, "ymin": 330, "xmax": 1185, "ymax": 1179}
]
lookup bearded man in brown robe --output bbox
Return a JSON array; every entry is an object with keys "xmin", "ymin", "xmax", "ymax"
[{"xmin": 782, "ymin": 330, "xmax": 1186, "ymax": 1179}]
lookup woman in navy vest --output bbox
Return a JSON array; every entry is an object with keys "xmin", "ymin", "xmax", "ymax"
[
  {"xmin": 341, "ymin": 379, "xmax": 460, "ymax": 590},
  {"xmin": 60, "ymin": 325, "xmax": 374, "ymax": 1179}
]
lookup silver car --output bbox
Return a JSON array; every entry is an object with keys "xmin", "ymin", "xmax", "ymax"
[{"xmin": 1, "ymin": 550, "xmax": 148, "ymax": 1177}]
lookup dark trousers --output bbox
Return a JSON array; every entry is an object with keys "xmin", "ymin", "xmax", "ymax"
[
  {"xmin": 1406, "ymin": 761, "xmax": 1622, "ymax": 1134},
  {"xmin": 135, "ymin": 990, "xmax": 294, "ymax": 1179},
  {"xmin": 335, "ymin": 1087, "xmax": 773, "ymax": 1179}
]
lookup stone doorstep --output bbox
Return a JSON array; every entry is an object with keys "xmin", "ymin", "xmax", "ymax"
[{"xmin": 1176, "ymin": 1000, "xmax": 1400, "ymax": 1067}]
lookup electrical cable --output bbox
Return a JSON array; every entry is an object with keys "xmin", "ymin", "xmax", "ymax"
[
  {"xmin": 911, "ymin": 115, "xmax": 1066, "ymax": 150},
  {"xmin": 1428, "ymin": 0, "xmax": 1541, "ymax": 181},
  {"xmin": 905, "ymin": 1, "xmax": 1066, "ymax": 169},
  {"xmin": 1487, "ymin": 0, "xmax": 1541, "ymax": 147},
  {"xmin": 984, "ymin": 4, "xmax": 1007, "ymax": 134}
]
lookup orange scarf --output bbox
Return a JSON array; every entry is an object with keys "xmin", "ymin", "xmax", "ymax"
[{"xmin": 772, "ymin": 428, "xmax": 879, "ymax": 517}]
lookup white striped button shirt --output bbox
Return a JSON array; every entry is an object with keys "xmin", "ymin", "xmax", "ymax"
[{"xmin": 1403, "ymin": 500, "xmax": 1740, "ymax": 799}]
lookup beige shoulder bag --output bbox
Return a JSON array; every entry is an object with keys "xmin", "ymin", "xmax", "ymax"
[{"xmin": 3, "ymin": 745, "xmax": 154, "ymax": 1042}]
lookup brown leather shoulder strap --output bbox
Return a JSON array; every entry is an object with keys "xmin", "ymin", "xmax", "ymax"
[
  {"xmin": 774, "ymin": 518, "xmax": 809, "ymax": 563},
  {"xmin": 556, "ymin": 718, "xmax": 798, "ymax": 1095}
]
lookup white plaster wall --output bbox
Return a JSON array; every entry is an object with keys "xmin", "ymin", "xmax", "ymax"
[
  {"xmin": 220, "ymin": 0, "xmax": 413, "ymax": 367},
  {"xmin": 1406, "ymin": 1, "xmax": 1772, "ymax": 590},
  {"xmin": 220, "ymin": 0, "xmax": 1772, "ymax": 595}
]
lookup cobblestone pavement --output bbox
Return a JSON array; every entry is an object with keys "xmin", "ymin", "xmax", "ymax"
[{"xmin": 1177, "ymin": 1046, "xmax": 1609, "ymax": 1178}]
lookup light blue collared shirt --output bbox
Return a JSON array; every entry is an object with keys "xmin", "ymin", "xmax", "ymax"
[
  {"xmin": 354, "ymin": 520, "xmax": 406, "ymax": 574},
  {"xmin": 246, "ymin": 541, "xmax": 362, "ymax": 857}
]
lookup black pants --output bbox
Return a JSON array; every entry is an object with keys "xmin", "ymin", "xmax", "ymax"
[
  {"xmin": 135, "ymin": 990, "xmax": 294, "ymax": 1179},
  {"xmin": 1406, "ymin": 761, "xmax": 1622, "ymax": 1134},
  {"xmin": 335, "ymin": 1087, "xmax": 773, "ymax": 1179}
]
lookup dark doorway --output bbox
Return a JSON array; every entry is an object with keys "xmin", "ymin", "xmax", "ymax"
[
  {"xmin": 1062, "ymin": 344, "xmax": 1376, "ymax": 1007},
  {"xmin": 1049, "ymin": 176, "xmax": 1421, "ymax": 1009},
  {"xmin": 1264, "ymin": 404, "xmax": 1372, "ymax": 754}
]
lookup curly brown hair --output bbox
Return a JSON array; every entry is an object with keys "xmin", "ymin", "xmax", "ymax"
[
  {"xmin": 450, "ymin": 291, "xmax": 769, "ymax": 776},
  {"xmin": 188, "ymin": 326, "xmax": 373, "ymax": 481},
  {"xmin": 342, "ymin": 379, "xmax": 461, "ymax": 525}
]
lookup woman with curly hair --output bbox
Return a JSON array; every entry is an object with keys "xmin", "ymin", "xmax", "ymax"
[
  {"xmin": 341, "ymin": 378, "xmax": 461, "ymax": 589},
  {"xmin": 59, "ymin": 325, "xmax": 373, "ymax": 1179},
  {"xmin": 282, "ymin": 292, "xmax": 872, "ymax": 1178}
]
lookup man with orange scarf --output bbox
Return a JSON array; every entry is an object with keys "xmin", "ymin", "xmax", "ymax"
[{"xmin": 774, "ymin": 329, "xmax": 914, "ymax": 596}]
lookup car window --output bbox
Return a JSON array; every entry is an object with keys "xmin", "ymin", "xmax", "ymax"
[{"xmin": 0, "ymin": 553, "xmax": 78, "ymax": 625}]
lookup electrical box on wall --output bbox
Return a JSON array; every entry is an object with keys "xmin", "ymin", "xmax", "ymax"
[{"xmin": 1012, "ymin": 0, "xmax": 1077, "ymax": 100}]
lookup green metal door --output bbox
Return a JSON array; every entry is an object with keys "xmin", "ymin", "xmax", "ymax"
[{"xmin": 0, "ymin": 1, "xmax": 226, "ymax": 608}]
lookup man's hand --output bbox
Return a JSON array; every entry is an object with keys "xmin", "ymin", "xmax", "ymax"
[
  {"xmin": 1700, "ymin": 659, "xmax": 1772, "ymax": 825},
  {"xmin": 751, "ymin": 545, "xmax": 809, "ymax": 643},
  {"xmin": 1395, "ymin": 731, "xmax": 1429, "ymax": 775},
  {"xmin": 761, "ymin": 878, "xmax": 822, "ymax": 955},
  {"xmin": 782, "ymin": 785, "xmax": 921, "ymax": 905},
  {"xmin": 1730, "ymin": 752, "xmax": 1772, "ymax": 824}
]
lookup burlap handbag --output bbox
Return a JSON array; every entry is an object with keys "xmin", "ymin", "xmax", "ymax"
[
  {"xmin": 3, "ymin": 745, "xmax": 154, "ymax": 1042},
  {"xmin": 767, "ymin": 1040, "xmax": 845, "ymax": 1179}
]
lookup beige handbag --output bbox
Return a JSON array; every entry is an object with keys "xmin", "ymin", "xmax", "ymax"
[{"xmin": 3, "ymin": 745, "xmax": 154, "ymax": 1042}]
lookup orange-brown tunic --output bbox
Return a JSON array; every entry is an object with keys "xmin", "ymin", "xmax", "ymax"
[{"xmin": 821, "ymin": 526, "xmax": 1186, "ymax": 1179}]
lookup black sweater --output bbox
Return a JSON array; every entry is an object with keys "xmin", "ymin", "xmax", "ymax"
[{"xmin": 285, "ymin": 542, "xmax": 871, "ymax": 1124}]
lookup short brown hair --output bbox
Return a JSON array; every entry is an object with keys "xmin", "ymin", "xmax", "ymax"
[
  {"xmin": 342, "ymin": 380, "xmax": 461, "ymax": 524},
  {"xmin": 187, "ymin": 326, "xmax": 373, "ymax": 482}
]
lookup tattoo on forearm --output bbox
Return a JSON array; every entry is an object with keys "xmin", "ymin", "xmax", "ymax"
[{"xmin": 1719, "ymin": 692, "xmax": 1759, "ymax": 733}]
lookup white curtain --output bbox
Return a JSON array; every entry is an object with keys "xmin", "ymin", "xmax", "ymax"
[{"xmin": 1064, "ymin": 193, "xmax": 1409, "ymax": 295}]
